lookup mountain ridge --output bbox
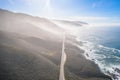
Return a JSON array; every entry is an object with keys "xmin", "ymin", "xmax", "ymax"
[{"xmin": 0, "ymin": 9, "xmax": 111, "ymax": 80}]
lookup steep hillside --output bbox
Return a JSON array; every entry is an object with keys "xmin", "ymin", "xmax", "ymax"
[{"xmin": 0, "ymin": 9, "xmax": 111, "ymax": 80}]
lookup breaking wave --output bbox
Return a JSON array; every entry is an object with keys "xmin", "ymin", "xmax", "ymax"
[{"xmin": 76, "ymin": 38, "xmax": 120, "ymax": 80}]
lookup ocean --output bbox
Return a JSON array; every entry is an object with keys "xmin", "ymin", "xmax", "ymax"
[{"xmin": 74, "ymin": 26, "xmax": 120, "ymax": 80}]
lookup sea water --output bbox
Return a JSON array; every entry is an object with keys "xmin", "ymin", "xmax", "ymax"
[{"xmin": 74, "ymin": 26, "xmax": 120, "ymax": 80}]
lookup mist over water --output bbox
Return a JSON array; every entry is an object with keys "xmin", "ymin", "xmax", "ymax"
[{"xmin": 74, "ymin": 26, "xmax": 120, "ymax": 80}]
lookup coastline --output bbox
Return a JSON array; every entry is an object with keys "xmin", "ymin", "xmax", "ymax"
[
  {"xmin": 64, "ymin": 34, "xmax": 112, "ymax": 80},
  {"xmin": 0, "ymin": 9, "xmax": 113, "ymax": 80},
  {"xmin": 75, "ymin": 38, "xmax": 120, "ymax": 80}
]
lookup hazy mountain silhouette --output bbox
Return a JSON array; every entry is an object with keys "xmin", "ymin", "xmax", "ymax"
[{"xmin": 0, "ymin": 9, "xmax": 111, "ymax": 80}]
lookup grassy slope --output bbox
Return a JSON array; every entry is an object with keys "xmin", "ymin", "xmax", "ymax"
[
  {"xmin": 0, "ymin": 31, "xmax": 60, "ymax": 80},
  {"xmin": 0, "ymin": 9, "xmax": 112, "ymax": 80}
]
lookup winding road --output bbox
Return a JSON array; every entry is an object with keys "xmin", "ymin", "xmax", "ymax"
[{"xmin": 59, "ymin": 33, "xmax": 67, "ymax": 80}]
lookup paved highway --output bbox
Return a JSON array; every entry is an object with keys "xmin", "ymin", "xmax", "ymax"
[{"xmin": 59, "ymin": 33, "xmax": 66, "ymax": 80}]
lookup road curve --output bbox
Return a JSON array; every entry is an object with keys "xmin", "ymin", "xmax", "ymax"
[{"xmin": 59, "ymin": 33, "xmax": 67, "ymax": 80}]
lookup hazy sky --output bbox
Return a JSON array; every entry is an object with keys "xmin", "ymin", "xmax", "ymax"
[{"xmin": 0, "ymin": 0, "xmax": 120, "ymax": 26}]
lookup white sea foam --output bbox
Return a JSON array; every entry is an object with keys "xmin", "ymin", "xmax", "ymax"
[{"xmin": 75, "ymin": 38, "xmax": 120, "ymax": 80}]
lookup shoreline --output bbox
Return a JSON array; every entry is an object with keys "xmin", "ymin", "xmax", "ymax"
[
  {"xmin": 73, "ymin": 36, "xmax": 120, "ymax": 80},
  {"xmin": 64, "ymin": 34, "xmax": 112, "ymax": 80}
]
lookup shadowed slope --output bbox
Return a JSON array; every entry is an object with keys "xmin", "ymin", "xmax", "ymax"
[{"xmin": 0, "ymin": 9, "xmax": 112, "ymax": 80}]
